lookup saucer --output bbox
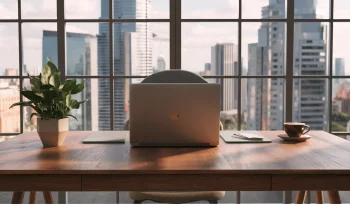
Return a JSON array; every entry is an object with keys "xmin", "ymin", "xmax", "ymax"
[{"xmin": 277, "ymin": 134, "xmax": 312, "ymax": 142}]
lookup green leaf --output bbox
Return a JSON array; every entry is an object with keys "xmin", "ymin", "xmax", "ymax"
[
  {"xmin": 41, "ymin": 84, "xmax": 54, "ymax": 91},
  {"xmin": 9, "ymin": 101, "xmax": 33, "ymax": 109},
  {"xmin": 70, "ymin": 99, "xmax": 80, "ymax": 109},
  {"xmin": 49, "ymin": 72, "xmax": 61, "ymax": 88},
  {"xmin": 35, "ymin": 93, "xmax": 44, "ymax": 98},
  {"xmin": 66, "ymin": 94, "xmax": 72, "ymax": 106},
  {"xmin": 21, "ymin": 91, "xmax": 42, "ymax": 102},
  {"xmin": 42, "ymin": 60, "xmax": 58, "ymax": 84},
  {"xmin": 37, "ymin": 103, "xmax": 49, "ymax": 110},
  {"xmin": 47, "ymin": 60, "xmax": 58, "ymax": 72},
  {"xmin": 78, "ymin": 99, "xmax": 89, "ymax": 104},
  {"xmin": 67, "ymin": 114, "xmax": 78, "ymax": 121},
  {"xmin": 62, "ymin": 79, "xmax": 77, "ymax": 92},
  {"xmin": 29, "ymin": 75, "xmax": 41, "ymax": 92},
  {"xmin": 30, "ymin": 113, "xmax": 38, "ymax": 119},
  {"xmin": 71, "ymin": 80, "xmax": 85, "ymax": 94},
  {"xmin": 30, "ymin": 105, "xmax": 43, "ymax": 115}
]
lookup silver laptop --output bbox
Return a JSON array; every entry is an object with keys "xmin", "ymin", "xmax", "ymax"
[{"xmin": 129, "ymin": 83, "xmax": 220, "ymax": 147}]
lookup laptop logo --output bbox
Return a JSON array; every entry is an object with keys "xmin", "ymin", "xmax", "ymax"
[{"xmin": 169, "ymin": 112, "xmax": 180, "ymax": 120}]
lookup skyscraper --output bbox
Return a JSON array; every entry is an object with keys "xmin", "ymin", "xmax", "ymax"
[
  {"xmin": 42, "ymin": 30, "xmax": 98, "ymax": 131},
  {"xmin": 247, "ymin": 0, "xmax": 328, "ymax": 130},
  {"xmin": 98, "ymin": 0, "xmax": 152, "ymax": 130},
  {"xmin": 157, "ymin": 56, "xmax": 166, "ymax": 72},
  {"xmin": 204, "ymin": 63, "xmax": 211, "ymax": 71},
  {"xmin": 246, "ymin": 43, "xmax": 270, "ymax": 130},
  {"xmin": 211, "ymin": 43, "xmax": 238, "ymax": 111},
  {"xmin": 335, "ymin": 58, "xmax": 345, "ymax": 83}
]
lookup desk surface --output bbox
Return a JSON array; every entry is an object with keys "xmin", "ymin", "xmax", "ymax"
[{"xmin": 0, "ymin": 131, "xmax": 350, "ymax": 191}]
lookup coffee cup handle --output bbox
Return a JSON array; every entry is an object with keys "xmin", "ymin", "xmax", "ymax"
[{"xmin": 302, "ymin": 125, "xmax": 311, "ymax": 135}]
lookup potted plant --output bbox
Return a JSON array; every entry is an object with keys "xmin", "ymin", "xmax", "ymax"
[{"xmin": 10, "ymin": 60, "xmax": 88, "ymax": 147}]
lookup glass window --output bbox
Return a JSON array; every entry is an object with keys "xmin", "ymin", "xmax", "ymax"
[
  {"xmin": 182, "ymin": 23, "xmax": 238, "ymax": 75},
  {"xmin": 0, "ymin": 0, "xmax": 18, "ymax": 19},
  {"xmin": 182, "ymin": 0, "xmax": 238, "ymax": 19},
  {"xmin": 21, "ymin": 0, "xmax": 57, "ymax": 19},
  {"xmin": 0, "ymin": 24, "xmax": 19, "ymax": 76}
]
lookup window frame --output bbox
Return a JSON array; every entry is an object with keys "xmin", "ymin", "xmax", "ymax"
[{"xmin": 1, "ymin": 0, "xmax": 349, "ymax": 137}]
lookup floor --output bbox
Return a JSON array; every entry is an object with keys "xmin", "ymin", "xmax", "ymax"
[{"xmin": 0, "ymin": 191, "xmax": 349, "ymax": 204}]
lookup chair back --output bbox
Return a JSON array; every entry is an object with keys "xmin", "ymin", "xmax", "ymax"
[{"xmin": 141, "ymin": 70, "xmax": 208, "ymax": 84}]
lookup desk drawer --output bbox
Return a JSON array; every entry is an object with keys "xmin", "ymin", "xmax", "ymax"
[
  {"xmin": 82, "ymin": 174, "xmax": 270, "ymax": 191},
  {"xmin": 0, "ymin": 175, "xmax": 81, "ymax": 191},
  {"xmin": 272, "ymin": 175, "xmax": 350, "ymax": 191}
]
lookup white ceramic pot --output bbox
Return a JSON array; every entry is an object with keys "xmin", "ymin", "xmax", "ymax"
[{"xmin": 37, "ymin": 118, "xmax": 68, "ymax": 147}]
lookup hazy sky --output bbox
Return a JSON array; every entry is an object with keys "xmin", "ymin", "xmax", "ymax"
[{"xmin": 0, "ymin": 0, "xmax": 350, "ymax": 75}]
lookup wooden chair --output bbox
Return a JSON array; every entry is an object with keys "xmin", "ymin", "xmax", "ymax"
[
  {"xmin": 124, "ymin": 70, "xmax": 226, "ymax": 204},
  {"xmin": 11, "ymin": 191, "xmax": 54, "ymax": 204}
]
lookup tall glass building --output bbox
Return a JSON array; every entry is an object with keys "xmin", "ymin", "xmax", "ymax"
[
  {"xmin": 247, "ymin": 0, "xmax": 328, "ymax": 130},
  {"xmin": 98, "ymin": 0, "xmax": 152, "ymax": 130}
]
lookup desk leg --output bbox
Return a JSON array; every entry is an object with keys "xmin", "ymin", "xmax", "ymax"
[
  {"xmin": 116, "ymin": 191, "xmax": 119, "ymax": 204},
  {"xmin": 283, "ymin": 191, "xmax": 293, "ymax": 204},
  {"xmin": 295, "ymin": 191, "xmax": 306, "ymax": 204},
  {"xmin": 11, "ymin": 192, "xmax": 24, "ymax": 204},
  {"xmin": 43, "ymin": 192, "xmax": 54, "ymax": 204},
  {"xmin": 29, "ymin": 192, "xmax": 36, "ymax": 204},
  {"xmin": 315, "ymin": 191, "xmax": 324, "ymax": 204},
  {"xmin": 327, "ymin": 191, "xmax": 341, "ymax": 204},
  {"xmin": 58, "ymin": 191, "xmax": 68, "ymax": 204},
  {"xmin": 236, "ymin": 191, "xmax": 240, "ymax": 204}
]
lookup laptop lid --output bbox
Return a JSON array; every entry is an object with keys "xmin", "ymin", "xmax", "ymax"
[{"xmin": 129, "ymin": 83, "xmax": 220, "ymax": 146}]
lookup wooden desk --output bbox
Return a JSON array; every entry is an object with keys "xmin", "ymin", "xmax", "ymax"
[{"xmin": 0, "ymin": 131, "xmax": 349, "ymax": 194}]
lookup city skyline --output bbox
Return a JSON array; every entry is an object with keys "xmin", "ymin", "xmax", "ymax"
[
  {"xmin": 1, "ymin": 0, "xmax": 350, "ymax": 133},
  {"xmin": 2, "ymin": 0, "xmax": 350, "ymax": 75}
]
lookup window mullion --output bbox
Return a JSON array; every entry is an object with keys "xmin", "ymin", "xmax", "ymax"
[
  {"xmin": 170, "ymin": 0, "xmax": 180, "ymax": 69},
  {"xmin": 285, "ymin": 0, "xmax": 294, "ymax": 124},
  {"xmin": 18, "ymin": 0, "xmax": 23, "ymax": 134},
  {"xmin": 57, "ymin": 0, "xmax": 65, "ymax": 81},
  {"xmin": 237, "ymin": 0, "xmax": 242, "ymax": 130},
  {"xmin": 109, "ymin": 0, "xmax": 114, "ymax": 130},
  {"xmin": 328, "ymin": 0, "xmax": 334, "ymax": 133}
]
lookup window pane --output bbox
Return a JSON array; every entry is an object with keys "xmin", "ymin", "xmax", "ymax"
[
  {"xmin": 294, "ymin": 0, "xmax": 329, "ymax": 19},
  {"xmin": 216, "ymin": 79, "xmax": 239, "ymax": 130},
  {"xmin": 0, "ymin": 23, "xmax": 19, "ymax": 76},
  {"xmin": 113, "ymin": 79, "xmax": 140, "ymax": 130},
  {"xmin": 69, "ymin": 79, "xmax": 103, "ymax": 131},
  {"xmin": 332, "ymin": 78, "xmax": 350, "ymax": 133},
  {"xmin": 182, "ymin": 0, "xmax": 238, "ymax": 19},
  {"xmin": 23, "ymin": 23, "xmax": 57, "ymax": 76},
  {"xmin": 334, "ymin": 0, "xmax": 350, "ymax": 19},
  {"xmin": 112, "ymin": 23, "xmax": 169, "ymax": 76},
  {"xmin": 243, "ymin": 22, "xmax": 286, "ymax": 76},
  {"xmin": 0, "ymin": 79, "xmax": 20, "ymax": 133},
  {"xmin": 64, "ymin": 23, "xmax": 103, "ymax": 76},
  {"xmin": 244, "ymin": 78, "xmax": 284, "ymax": 130},
  {"xmin": 112, "ymin": 0, "xmax": 169, "ymax": 19},
  {"xmin": 243, "ymin": 0, "xmax": 286, "ymax": 19},
  {"xmin": 23, "ymin": 79, "xmax": 36, "ymax": 132},
  {"xmin": 65, "ymin": 0, "xmax": 108, "ymax": 19},
  {"xmin": 333, "ymin": 23, "xmax": 349, "ymax": 76},
  {"xmin": 0, "ymin": 0, "xmax": 18, "ymax": 19},
  {"xmin": 293, "ymin": 22, "xmax": 329, "ymax": 76},
  {"xmin": 293, "ymin": 78, "xmax": 328, "ymax": 131},
  {"xmin": 21, "ymin": 0, "xmax": 56, "ymax": 19},
  {"xmin": 182, "ymin": 23, "xmax": 238, "ymax": 74}
]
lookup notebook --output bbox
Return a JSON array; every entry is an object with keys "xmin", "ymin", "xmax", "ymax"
[
  {"xmin": 82, "ymin": 131, "xmax": 128, "ymax": 143},
  {"xmin": 220, "ymin": 131, "xmax": 272, "ymax": 143}
]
